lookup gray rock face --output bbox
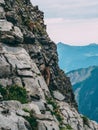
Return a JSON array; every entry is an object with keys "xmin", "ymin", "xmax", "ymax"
[
  {"xmin": 53, "ymin": 91, "xmax": 65, "ymax": 101},
  {"xmin": 0, "ymin": 20, "xmax": 23, "ymax": 44},
  {"xmin": 0, "ymin": 100, "xmax": 98, "ymax": 130},
  {"xmin": 0, "ymin": 6, "xmax": 5, "ymax": 19},
  {"xmin": 0, "ymin": 101, "xmax": 30, "ymax": 130},
  {"xmin": 0, "ymin": 20, "xmax": 13, "ymax": 31},
  {"xmin": 22, "ymin": 102, "xmax": 41, "ymax": 114},
  {"xmin": 0, "ymin": 0, "xmax": 5, "ymax": 5},
  {"xmin": 38, "ymin": 121, "xmax": 59, "ymax": 130},
  {"xmin": 0, "ymin": 54, "xmax": 10, "ymax": 78},
  {"xmin": 0, "ymin": 44, "xmax": 49, "ymax": 100},
  {"xmin": 13, "ymin": 26, "xmax": 23, "ymax": 43},
  {"xmin": 59, "ymin": 102, "xmax": 98, "ymax": 130}
]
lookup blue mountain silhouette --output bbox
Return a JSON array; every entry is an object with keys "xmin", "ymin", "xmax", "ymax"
[{"xmin": 57, "ymin": 42, "xmax": 98, "ymax": 72}]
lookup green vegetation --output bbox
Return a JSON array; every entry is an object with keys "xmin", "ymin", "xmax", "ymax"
[
  {"xmin": 0, "ymin": 85, "xmax": 7, "ymax": 98},
  {"xmin": 60, "ymin": 128, "xmax": 66, "ymax": 130},
  {"xmin": 25, "ymin": 116, "xmax": 37, "ymax": 130},
  {"xmin": 23, "ymin": 110, "xmax": 38, "ymax": 130},
  {"xmin": 46, "ymin": 97, "xmax": 64, "ymax": 125},
  {"xmin": 46, "ymin": 97, "xmax": 73, "ymax": 129},
  {"xmin": 23, "ymin": 108, "xmax": 30, "ymax": 113},
  {"xmin": 81, "ymin": 115, "xmax": 89, "ymax": 127},
  {"xmin": 66, "ymin": 124, "xmax": 73, "ymax": 129},
  {"xmin": 34, "ymin": 22, "xmax": 46, "ymax": 35},
  {"xmin": 0, "ymin": 84, "xmax": 28, "ymax": 103},
  {"xmin": 60, "ymin": 124, "xmax": 73, "ymax": 130}
]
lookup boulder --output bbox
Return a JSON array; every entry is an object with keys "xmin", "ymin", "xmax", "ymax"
[
  {"xmin": 0, "ymin": 20, "xmax": 13, "ymax": 31},
  {"xmin": 2, "ymin": 100, "xmax": 22, "ymax": 110},
  {"xmin": 32, "ymin": 100, "xmax": 46, "ymax": 111},
  {"xmin": 35, "ymin": 113, "xmax": 54, "ymax": 121},
  {"xmin": 22, "ymin": 102, "xmax": 41, "ymax": 114},
  {"xmin": 13, "ymin": 26, "xmax": 23, "ymax": 43},
  {"xmin": 0, "ymin": 6, "xmax": 5, "ymax": 19},
  {"xmin": 53, "ymin": 91, "xmax": 65, "ymax": 101},
  {"xmin": 0, "ymin": 0, "xmax": 5, "ymax": 6},
  {"xmin": 0, "ymin": 20, "xmax": 23, "ymax": 44}
]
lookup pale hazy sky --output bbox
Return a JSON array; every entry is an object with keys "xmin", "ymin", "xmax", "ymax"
[{"xmin": 31, "ymin": 0, "xmax": 98, "ymax": 45}]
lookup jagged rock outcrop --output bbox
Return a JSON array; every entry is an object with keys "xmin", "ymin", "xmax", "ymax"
[
  {"xmin": 0, "ymin": 0, "xmax": 76, "ymax": 107},
  {"xmin": 0, "ymin": 0, "xmax": 98, "ymax": 130}
]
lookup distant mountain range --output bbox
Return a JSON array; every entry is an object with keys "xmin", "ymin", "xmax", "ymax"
[
  {"xmin": 57, "ymin": 42, "xmax": 98, "ymax": 72},
  {"xmin": 57, "ymin": 42, "xmax": 98, "ymax": 122},
  {"xmin": 67, "ymin": 66, "xmax": 98, "ymax": 122}
]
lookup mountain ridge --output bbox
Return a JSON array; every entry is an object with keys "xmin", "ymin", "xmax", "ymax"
[
  {"xmin": 57, "ymin": 42, "xmax": 98, "ymax": 72},
  {"xmin": 67, "ymin": 66, "xmax": 98, "ymax": 122},
  {"xmin": 57, "ymin": 42, "xmax": 98, "ymax": 47},
  {"xmin": 67, "ymin": 66, "xmax": 95, "ymax": 85}
]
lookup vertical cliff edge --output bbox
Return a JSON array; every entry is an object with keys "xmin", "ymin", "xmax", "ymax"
[{"xmin": 0, "ymin": 0, "xmax": 98, "ymax": 130}]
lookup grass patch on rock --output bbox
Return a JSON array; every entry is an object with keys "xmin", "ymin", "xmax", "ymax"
[
  {"xmin": 46, "ymin": 97, "xmax": 64, "ymax": 125},
  {"xmin": 23, "ymin": 110, "xmax": 38, "ymax": 130},
  {"xmin": 0, "ymin": 84, "xmax": 28, "ymax": 103},
  {"xmin": 81, "ymin": 115, "xmax": 89, "ymax": 127},
  {"xmin": 60, "ymin": 124, "xmax": 73, "ymax": 130}
]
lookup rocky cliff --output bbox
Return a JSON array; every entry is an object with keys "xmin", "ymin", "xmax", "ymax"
[{"xmin": 0, "ymin": 0, "xmax": 98, "ymax": 130}]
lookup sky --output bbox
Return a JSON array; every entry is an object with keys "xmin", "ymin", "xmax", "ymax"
[{"xmin": 31, "ymin": 0, "xmax": 98, "ymax": 45}]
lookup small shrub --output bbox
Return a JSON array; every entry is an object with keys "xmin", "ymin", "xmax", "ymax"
[
  {"xmin": 23, "ymin": 108, "xmax": 30, "ymax": 113},
  {"xmin": 60, "ymin": 124, "xmax": 73, "ymax": 130},
  {"xmin": 0, "ymin": 84, "xmax": 8, "ymax": 99},
  {"xmin": 46, "ymin": 98, "xmax": 59, "ymax": 109},
  {"xmin": 7, "ymin": 85, "xmax": 28, "ymax": 103},
  {"xmin": 24, "ymin": 111, "xmax": 38, "ymax": 130},
  {"xmin": 66, "ymin": 124, "xmax": 73, "ymax": 129},
  {"xmin": 0, "ymin": 84, "xmax": 28, "ymax": 103},
  {"xmin": 82, "ymin": 115, "xmax": 89, "ymax": 127},
  {"xmin": 46, "ymin": 97, "xmax": 64, "ymax": 125}
]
